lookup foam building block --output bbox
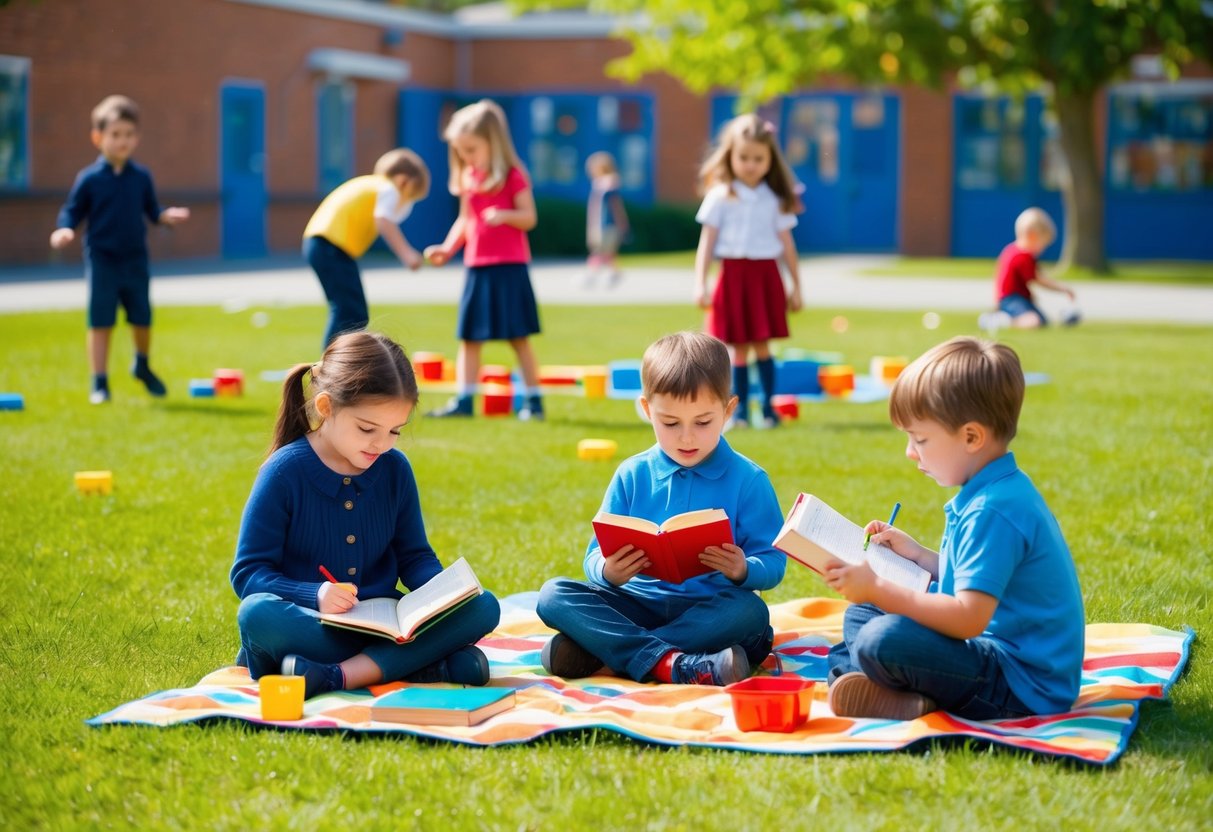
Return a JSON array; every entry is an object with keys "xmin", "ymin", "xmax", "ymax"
[
  {"xmin": 608, "ymin": 360, "xmax": 643, "ymax": 400},
  {"xmin": 75, "ymin": 470, "xmax": 113, "ymax": 495},
  {"xmin": 412, "ymin": 352, "xmax": 444, "ymax": 381},
  {"xmin": 479, "ymin": 365, "xmax": 512, "ymax": 385},
  {"xmin": 870, "ymin": 356, "xmax": 908, "ymax": 387},
  {"xmin": 189, "ymin": 379, "xmax": 216, "ymax": 397},
  {"xmin": 577, "ymin": 439, "xmax": 618, "ymax": 461},
  {"xmin": 213, "ymin": 369, "xmax": 244, "ymax": 397},
  {"xmin": 0, "ymin": 393, "xmax": 24, "ymax": 411},
  {"xmin": 770, "ymin": 394, "xmax": 800, "ymax": 420},
  {"xmin": 481, "ymin": 383, "xmax": 513, "ymax": 416}
]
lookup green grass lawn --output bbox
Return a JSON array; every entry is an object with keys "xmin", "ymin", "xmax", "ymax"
[
  {"xmin": 1, "ymin": 302, "xmax": 1210, "ymax": 829},
  {"xmin": 859, "ymin": 257, "xmax": 1213, "ymax": 285}
]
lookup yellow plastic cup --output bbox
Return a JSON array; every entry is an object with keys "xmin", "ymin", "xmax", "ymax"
[
  {"xmin": 582, "ymin": 367, "xmax": 608, "ymax": 399},
  {"xmin": 259, "ymin": 674, "xmax": 305, "ymax": 721}
]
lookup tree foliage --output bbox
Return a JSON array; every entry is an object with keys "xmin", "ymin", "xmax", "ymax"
[{"xmin": 517, "ymin": 0, "xmax": 1213, "ymax": 270}]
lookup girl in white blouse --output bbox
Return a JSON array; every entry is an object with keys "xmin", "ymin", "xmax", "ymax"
[{"xmin": 694, "ymin": 115, "xmax": 802, "ymax": 429}]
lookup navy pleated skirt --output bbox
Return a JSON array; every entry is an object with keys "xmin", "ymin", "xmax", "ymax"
[{"xmin": 456, "ymin": 263, "xmax": 542, "ymax": 341}]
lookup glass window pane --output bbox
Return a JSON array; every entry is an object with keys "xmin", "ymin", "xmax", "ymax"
[{"xmin": 0, "ymin": 55, "xmax": 30, "ymax": 189}]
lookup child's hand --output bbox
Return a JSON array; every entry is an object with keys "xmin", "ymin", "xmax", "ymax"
[
  {"xmin": 160, "ymin": 207, "xmax": 190, "ymax": 226},
  {"xmin": 49, "ymin": 228, "xmax": 75, "ymax": 249},
  {"xmin": 424, "ymin": 245, "xmax": 449, "ymax": 266},
  {"xmin": 787, "ymin": 287, "xmax": 803, "ymax": 312},
  {"xmin": 602, "ymin": 544, "xmax": 650, "ymax": 586},
  {"xmin": 481, "ymin": 207, "xmax": 505, "ymax": 227},
  {"xmin": 317, "ymin": 581, "xmax": 358, "ymax": 614},
  {"xmin": 700, "ymin": 543, "xmax": 748, "ymax": 583},
  {"xmin": 403, "ymin": 248, "xmax": 423, "ymax": 270},
  {"xmin": 823, "ymin": 558, "xmax": 878, "ymax": 604},
  {"xmin": 864, "ymin": 521, "xmax": 921, "ymax": 560}
]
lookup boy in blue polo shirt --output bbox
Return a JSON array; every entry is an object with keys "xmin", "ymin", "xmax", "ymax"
[
  {"xmin": 50, "ymin": 94, "xmax": 190, "ymax": 404},
  {"xmin": 823, "ymin": 336, "xmax": 1085, "ymax": 721},
  {"xmin": 537, "ymin": 331, "xmax": 786, "ymax": 685}
]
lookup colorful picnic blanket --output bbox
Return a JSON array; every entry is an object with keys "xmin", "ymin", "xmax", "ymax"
[{"xmin": 89, "ymin": 594, "xmax": 1192, "ymax": 765}]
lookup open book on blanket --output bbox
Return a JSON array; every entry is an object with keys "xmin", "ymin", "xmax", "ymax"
[
  {"xmin": 594, "ymin": 508, "xmax": 733, "ymax": 584},
  {"xmin": 773, "ymin": 494, "xmax": 931, "ymax": 593},
  {"xmin": 317, "ymin": 557, "xmax": 483, "ymax": 644}
]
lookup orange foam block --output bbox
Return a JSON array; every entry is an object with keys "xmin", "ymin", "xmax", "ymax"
[
  {"xmin": 870, "ymin": 356, "xmax": 908, "ymax": 387},
  {"xmin": 818, "ymin": 365, "xmax": 855, "ymax": 397}
]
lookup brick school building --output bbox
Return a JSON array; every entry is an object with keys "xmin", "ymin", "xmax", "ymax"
[{"xmin": 1, "ymin": 0, "xmax": 1210, "ymax": 265}]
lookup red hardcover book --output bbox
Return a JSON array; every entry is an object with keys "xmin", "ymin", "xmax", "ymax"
[{"xmin": 592, "ymin": 508, "xmax": 734, "ymax": 584}]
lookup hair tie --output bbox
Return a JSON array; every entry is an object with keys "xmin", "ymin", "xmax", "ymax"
[{"xmin": 762, "ymin": 119, "xmax": 777, "ymax": 136}]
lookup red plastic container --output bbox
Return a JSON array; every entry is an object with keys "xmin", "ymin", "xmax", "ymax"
[
  {"xmin": 481, "ymin": 383, "xmax": 513, "ymax": 417},
  {"xmin": 770, "ymin": 394, "xmax": 800, "ymax": 420},
  {"xmin": 412, "ymin": 351, "xmax": 444, "ymax": 381},
  {"xmin": 725, "ymin": 676, "xmax": 816, "ymax": 732},
  {"xmin": 213, "ymin": 368, "xmax": 244, "ymax": 397}
]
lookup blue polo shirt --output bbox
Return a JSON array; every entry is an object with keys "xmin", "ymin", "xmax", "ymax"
[
  {"xmin": 230, "ymin": 436, "xmax": 444, "ymax": 608},
  {"xmin": 584, "ymin": 437, "xmax": 786, "ymax": 601},
  {"xmin": 56, "ymin": 156, "xmax": 163, "ymax": 258},
  {"xmin": 938, "ymin": 452, "xmax": 1085, "ymax": 714}
]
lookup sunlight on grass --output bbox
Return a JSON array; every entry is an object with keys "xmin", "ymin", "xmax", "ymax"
[{"xmin": 1, "ymin": 303, "xmax": 1210, "ymax": 828}]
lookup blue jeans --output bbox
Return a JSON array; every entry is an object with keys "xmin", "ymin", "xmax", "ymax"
[
  {"xmin": 999, "ymin": 292, "xmax": 1047, "ymax": 324},
  {"xmin": 536, "ymin": 577, "xmax": 773, "ymax": 681},
  {"xmin": 305, "ymin": 236, "xmax": 368, "ymax": 347},
  {"xmin": 236, "ymin": 591, "xmax": 500, "ymax": 683},
  {"xmin": 827, "ymin": 603, "xmax": 1032, "ymax": 720}
]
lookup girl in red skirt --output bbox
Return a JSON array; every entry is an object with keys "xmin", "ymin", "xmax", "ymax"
[{"xmin": 694, "ymin": 114, "xmax": 802, "ymax": 429}]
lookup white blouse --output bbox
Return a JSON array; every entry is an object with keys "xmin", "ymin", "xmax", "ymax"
[{"xmin": 695, "ymin": 181, "xmax": 797, "ymax": 260}]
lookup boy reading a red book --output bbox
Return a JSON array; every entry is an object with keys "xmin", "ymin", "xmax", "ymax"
[{"xmin": 537, "ymin": 331, "xmax": 787, "ymax": 685}]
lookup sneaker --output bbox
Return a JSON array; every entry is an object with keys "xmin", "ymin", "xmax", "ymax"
[
  {"xmin": 132, "ymin": 364, "xmax": 167, "ymax": 397},
  {"xmin": 671, "ymin": 645, "xmax": 749, "ymax": 686},
  {"xmin": 517, "ymin": 395, "xmax": 545, "ymax": 422},
  {"xmin": 978, "ymin": 311, "xmax": 1013, "ymax": 334},
  {"xmin": 406, "ymin": 645, "xmax": 490, "ymax": 686},
  {"xmin": 427, "ymin": 396, "xmax": 473, "ymax": 418},
  {"xmin": 827, "ymin": 671, "xmax": 937, "ymax": 720},
  {"xmin": 89, "ymin": 387, "xmax": 111, "ymax": 405},
  {"xmin": 541, "ymin": 633, "xmax": 604, "ymax": 678},
  {"xmin": 280, "ymin": 654, "xmax": 344, "ymax": 699}
]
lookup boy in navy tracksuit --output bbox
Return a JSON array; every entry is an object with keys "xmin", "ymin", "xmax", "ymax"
[{"xmin": 50, "ymin": 94, "xmax": 190, "ymax": 404}]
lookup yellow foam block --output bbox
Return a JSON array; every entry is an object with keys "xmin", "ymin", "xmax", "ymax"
[
  {"xmin": 577, "ymin": 438, "xmax": 618, "ymax": 461},
  {"xmin": 581, "ymin": 366, "xmax": 608, "ymax": 399},
  {"xmin": 870, "ymin": 355, "xmax": 908, "ymax": 386},
  {"xmin": 74, "ymin": 470, "xmax": 113, "ymax": 495}
]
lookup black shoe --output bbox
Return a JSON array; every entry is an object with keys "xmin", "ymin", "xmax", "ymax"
[
  {"xmin": 671, "ymin": 645, "xmax": 749, "ymax": 686},
  {"xmin": 540, "ymin": 633, "xmax": 604, "ymax": 678},
  {"xmin": 518, "ymin": 394, "xmax": 544, "ymax": 422},
  {"xmin": 280, "ymin": 654, "xmax": 343, "ymax": 699},
  {"xmin": 132, "ymin": 364, "xmax": 167, "ymax": 397},
  {"xmin": 407, "ymin": 645, "xmax": 490, "ymax": 686},
  {"xmin": 427, "ymin": 396, "xmax": 473, "ymax": 418}
]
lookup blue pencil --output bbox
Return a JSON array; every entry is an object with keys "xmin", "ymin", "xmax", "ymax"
[{"xmin": 864, "ymin": 502, "xmax": 902, "ymax": 551}]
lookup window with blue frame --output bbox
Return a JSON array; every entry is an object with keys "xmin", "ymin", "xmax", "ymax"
[
  {"xmin": 317, "ymin": 78, "xmax": 354, "ymax": 194},
  {"xmin": 0, "ymin": 55, "xmax": 30, "ymax": 190},
  {"xmin": 1108, "ymin": 87, "xmax": 1213, "ymax": 193}
]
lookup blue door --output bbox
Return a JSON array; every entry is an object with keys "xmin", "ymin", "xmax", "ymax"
[
  {"xmin": 951, "ymin": 94, "xmax": 1064, "ymax": 258},
  {"xmin": 398, "ymin": 88, "xmax": 460, "ymax": 250},
  {"xmin": 220, "ymin": 82, "xmax": 266, "ymax": 258},
  {"xmin": 714, "ymin": 92, "xmax": 900, "ymax": 252}
]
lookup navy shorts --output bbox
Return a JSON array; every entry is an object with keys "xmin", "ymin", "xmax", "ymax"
[
  {"xmin": 998, "ymin": 293, "xmax": 1046, "ymax": 325},
  {"xmin": 457, "ymin": 263, "xmax": 541, "ymax": 341},
  {"xmin": 87, "ymin": 252, "xmax": 152, "ymax": 328}
]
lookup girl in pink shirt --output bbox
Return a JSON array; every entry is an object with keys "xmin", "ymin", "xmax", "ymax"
[{"xmin": 425, "ymin": 99, "xmax": 544, "ymax": 420}]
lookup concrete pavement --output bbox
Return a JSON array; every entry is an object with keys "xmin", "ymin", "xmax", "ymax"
[{"xmin": 1, "ymin": 255, "xmax": 1210, "ymax": 324}]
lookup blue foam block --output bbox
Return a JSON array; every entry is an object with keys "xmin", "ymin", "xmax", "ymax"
[
  {"xmin": 0, "ymin": 393, "xmax": 24, "ymax": 411},
  {"xmin": 608, "ymin": 360, "xmax": 643, "ymax": 400},
  {"xmin": 189, "ymin": 380, "xmax": 216, "ymax": 398}
]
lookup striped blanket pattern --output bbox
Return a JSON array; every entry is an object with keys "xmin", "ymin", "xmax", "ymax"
[{"xmin": 89, "ymin": 593, "xmax": 1192, "ymax": 765}]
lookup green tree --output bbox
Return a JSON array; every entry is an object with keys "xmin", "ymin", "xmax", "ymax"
[{"xmin": 518, "ymin": 0, "xmax": 1212, "ymax": 272}]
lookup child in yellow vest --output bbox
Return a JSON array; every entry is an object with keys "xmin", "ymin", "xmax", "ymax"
[{"xmin": 303, "ymin": 149, "xmax": 429, "ymax": 346}]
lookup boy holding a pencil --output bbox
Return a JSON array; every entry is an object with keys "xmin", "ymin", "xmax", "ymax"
[{"xmin": 823, "ymin": 336, "xmax": 1085, "ymax": 721}]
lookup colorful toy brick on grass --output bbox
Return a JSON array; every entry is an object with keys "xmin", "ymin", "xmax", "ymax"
[
  {"xmin": 581, "ymin": 367, "xmax": 608, "ymax": 399},
  {"xmin": 482, "ymin": 383, "xmax": 513, "ymax": 417},
  {"xmin": 479, "ymin": 365, "xmax": 512, "ymax": 385},
  {"xmin": 189, "ymin": 379, "xmax": 216, "ymax": 398},
  {"xmin": 577, "ymin": 438, "xmax": 618, "ymax": 461},
  {"xmin": 412, "ymin": 351, "xmax": 444, "ymax": 381},
  {"xmin": 213, "ymin": 369, "xmax": 244, "ymax": 397},
  {"xmin": 0, "ymin": 393, "xmax": 24, "ymax": 411},
  {"xmin": 75, "ymin": 470, "xmax": 113, "ymax": 495},
  {"xmin": 818, "ymin": 365, "xmax": 855, "ymax": 397},
  {"xmin": 770, "ymin": 394, "xmax": 800, "ymax": 420},
  {"xmin": 869, "ymin": 356, "xmax": 908, "ymax": 387}
]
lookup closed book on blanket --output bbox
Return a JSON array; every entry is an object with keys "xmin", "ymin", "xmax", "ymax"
[
  {"xmin": 371, "ymin": 686, "xmax": 516, "ymax": 726},
  {"xmin": 317, "ymin": 557, "xmax": 483, "ymax": 644},
  {"xmin": 774, "ymin": 494, "xmax": 931, "ymax": 593},
  {"xmin": 593, "ymin": 508, "xmax": 733, "ymax": 584}
]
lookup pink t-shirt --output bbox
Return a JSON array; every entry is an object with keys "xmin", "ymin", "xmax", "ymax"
[{"xmin": 464, "ymin": 166, "xmax": 532, "ymax": 267}]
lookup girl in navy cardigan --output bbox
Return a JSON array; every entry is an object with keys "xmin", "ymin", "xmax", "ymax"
[{"xmin": 230, "ymin": 331, "xmax": 500, "ymax": 698}]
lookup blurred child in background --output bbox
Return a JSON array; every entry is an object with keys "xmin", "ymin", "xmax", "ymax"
[
  {"xmin": 425, "ymin": 99, "xmax": 545, "ymax": 421},
  {"xmin": 694, "ymin": 114, "xmax": 802, "ymax": 430},
  {"xmin": 583, "ymin": 151, "xmax": 629, "ymax": 288},
  {"xmin": 50, "ymin": 94, "xmax": 190, "ymax": 405},
  {"xmin": 303, "ymin": 148, "xmax": 429, "ymax": 346},
  {"xmin": 981, "ymin": 207, "xmax": 1079, "ymax": 332}
]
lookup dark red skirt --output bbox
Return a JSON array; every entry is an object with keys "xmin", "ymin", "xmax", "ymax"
[{"xmin": 705, "ymin": 258, "xmax": 789, "ymax": 344}]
